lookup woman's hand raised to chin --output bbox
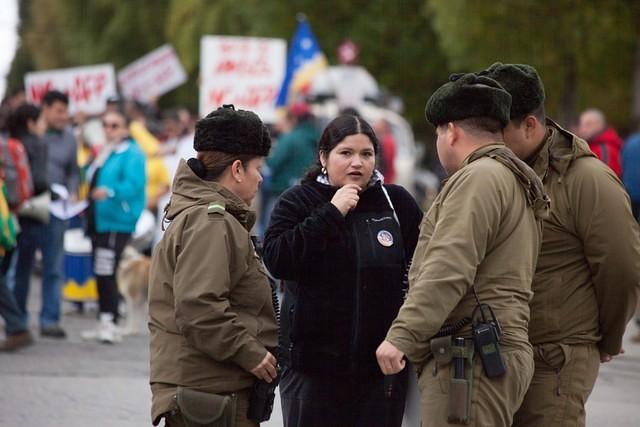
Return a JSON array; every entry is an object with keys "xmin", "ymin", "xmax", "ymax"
[{"xmin": 330, "ymin": 184, "xmax": 361, "ymax": 216}]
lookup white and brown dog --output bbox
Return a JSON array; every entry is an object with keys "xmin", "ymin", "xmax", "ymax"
[{"xmin": 117, "ymin": 246, "xmax": 151, "ymax": 336}]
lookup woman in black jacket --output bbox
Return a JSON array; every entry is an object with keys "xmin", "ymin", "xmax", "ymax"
[{"xmin": 263, "ymin": 114, "xmax": 423, "ymax": 427}]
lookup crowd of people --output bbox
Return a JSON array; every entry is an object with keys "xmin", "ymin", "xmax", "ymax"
[
  {"xmin": 0, "ymin": 89, "xmax": 198, "ymax": 346},
  {"xmin": 1, "ymin": 60, "xmax": 640, "ymax": 427},
  {"xmin": 0, "ymin": 88, "xmax": 398, "ymax": 350}
]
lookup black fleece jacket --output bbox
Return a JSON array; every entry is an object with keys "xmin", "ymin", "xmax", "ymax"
[{"xmin": 263, "ymin": 178, "xmax": 423, "ymax": 376}]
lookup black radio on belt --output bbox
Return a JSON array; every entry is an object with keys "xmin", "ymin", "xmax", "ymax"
[{"xmin": 471, "ymin": 303, "xmax": 506, "ymax": 378}]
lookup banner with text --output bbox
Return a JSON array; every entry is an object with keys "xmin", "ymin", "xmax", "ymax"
[
  {"xmin": 25, "ymin": 64, "xmax": 116, "ymax": 115},
  {"xmin": 200, "ymin": 36, "xmax": 286, "ymax": 122},
  {"xmin": 118, "ymin": 44, "xmax": 187, "ymax": 102}
]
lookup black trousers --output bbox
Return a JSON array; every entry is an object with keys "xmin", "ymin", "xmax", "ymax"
[
  {"xmin": 280, "ymin": 366, "xmax": 407, "ymax": 427},
  {"xmin": 91, "ymin": 232, "xmax": 130, "ymax": 322}
]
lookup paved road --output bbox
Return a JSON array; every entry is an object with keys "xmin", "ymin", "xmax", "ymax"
[{"xmin": 1, "ymin": 280, "xmax": 639, "ymax": 426}]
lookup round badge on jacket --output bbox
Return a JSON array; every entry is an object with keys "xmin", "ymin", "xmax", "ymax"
[{"xmin": 377, "ymin": 230, "xmax": 394, "ymax": 247}]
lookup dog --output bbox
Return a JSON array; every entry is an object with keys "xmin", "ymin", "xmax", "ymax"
[{"xmin": 117, "ymin": 246, "xmax": 151, "ymax": 336}]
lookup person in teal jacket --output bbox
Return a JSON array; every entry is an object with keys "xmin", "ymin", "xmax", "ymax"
[
  {"xmin": 267, "ymin": 103, "xmax": 320, "ymax": 197},
  {"xmin": 261, "ymin": 103, "xmax": 319, "ymax": 232},
  {"xmin": 82, "ymin": 108, "xmax": 146, "ymax": 344}
]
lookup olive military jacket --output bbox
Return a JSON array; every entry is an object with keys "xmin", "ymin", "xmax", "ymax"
[
  {"xmin": 527, "ymin": 120, "xmax": 640, "ymax": 355},
  {"xmin": 148, "ymin": 160, "xmax": 278, "ymax": 424},
  {"xmin": 386, "ymin": 143, "xmax": 546, "ymax": 367}
]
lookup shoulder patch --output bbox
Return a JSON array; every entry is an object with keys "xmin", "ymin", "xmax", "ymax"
[{"xmin": 207, "ymin": 202, "xmax": 226, "ymax": 216}]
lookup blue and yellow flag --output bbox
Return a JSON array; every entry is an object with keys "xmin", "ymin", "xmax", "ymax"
[{"xmin": 276, "ymin": 17, "xmax": 328, "ymax": 107}]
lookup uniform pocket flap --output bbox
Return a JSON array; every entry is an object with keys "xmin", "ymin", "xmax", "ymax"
[
  {"xmin": 431, "ymin": 335, "xmax": 453, "ymax": 365},
  {"xmin": 176, "ymin": 386, "xmax": 235, "ymax": 425}
]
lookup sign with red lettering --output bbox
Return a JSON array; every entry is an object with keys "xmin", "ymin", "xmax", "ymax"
[
  {"xmin": 25, "ymin": 64, "xmax": 116, "ymax": 115},
  {"xmin": 200, "ymin": 36, "xmax": 286, "ymax": 122},
  {"xmin": 118, "ymin": 45, "xmax": 187, "ymax": 102}
]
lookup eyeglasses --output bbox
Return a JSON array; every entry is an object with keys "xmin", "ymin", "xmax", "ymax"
[{"xmin": 102, "ymin": 121, "xmax": 122, "ymax": 130}]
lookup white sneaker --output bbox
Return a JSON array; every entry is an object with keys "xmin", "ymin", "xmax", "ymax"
[{"xmin": 98, "ymin": 313, "xmax": 122, "ymax": 344}]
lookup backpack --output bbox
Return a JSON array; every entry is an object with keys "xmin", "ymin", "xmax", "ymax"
[{"xmin": 0, "ymin": 135, "xmax": 34, "ymax": 210}]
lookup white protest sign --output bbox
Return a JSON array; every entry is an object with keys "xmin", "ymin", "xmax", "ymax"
[
  {"xmin": 118, "ymin": 44, "xmax": 187, "ymax": 102},
  {"xmin": 25, "ymin": 64, "xmax": 116, "ymax": 115},
  {"xmin": 200, "ymin": 36, "xmax": 286, "ymax": 122}
]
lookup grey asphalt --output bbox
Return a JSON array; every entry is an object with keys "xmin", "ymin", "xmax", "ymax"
[{"xmin": 1, "ymin": 278, "xmax": 639, "ymax": 426}]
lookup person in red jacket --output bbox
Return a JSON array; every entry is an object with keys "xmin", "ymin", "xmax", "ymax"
[
  {"xmin": 578, "ymin": 108, "xmax": 623, "ymax": 177},
  {"xmin": 373, "ymin": 119, "xmax": 396, "ymax": 184}
]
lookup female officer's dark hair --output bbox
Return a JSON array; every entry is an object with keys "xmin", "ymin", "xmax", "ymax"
[
  {"xmin": 7, "ymin": 103, "xmax": 41, "ymax": 138},
  {"xmin": 192, "ymin": 151, "xmax": 256, "ymax": 182},
  {"xmin": 303, "ymin": 114, "xmax": 379, "ymax": 182}
]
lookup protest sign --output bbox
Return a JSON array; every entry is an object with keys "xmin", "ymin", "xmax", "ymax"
[
  {"xmin": 118, "ymin": 44, "xmax": 187, "ymax": 102},
  {"xmin": 200, "ymin": 36, "xmax": 286, "ymax": 122},
  {"xmin": 25, "ymin": 64, "xmax": 116, "ymax": 115}
]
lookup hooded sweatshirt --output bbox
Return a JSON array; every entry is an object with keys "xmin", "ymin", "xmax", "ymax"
[
  {"xmin": 148, "ymin": 159, "xmax": 277, "ymax": 424},
  {"xmin": 526, "ymin": 120, "xmax": 640, "ymax": 355}
]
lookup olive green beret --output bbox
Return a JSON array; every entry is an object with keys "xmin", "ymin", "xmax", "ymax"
[
  {"xmin": 194, "ymin": 104, "xmax": 271, "ymax": 156},
  {"xmin": 479, "ymin": 62, "xmax": 545, "ymax": 119},
  {"xmin": 425, "ymin": 73, "xmax": 512, "ymax": 127}
]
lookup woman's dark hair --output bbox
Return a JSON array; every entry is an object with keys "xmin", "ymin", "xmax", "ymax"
[
  {"xmin": 103, "ymin": 107, "xmax": 131, "ymax": 126},
  {"xmin": 338, "ymin": 107, "xmax": 361, "ymax": 117},
  {"xmin": 7, "ymin": 103, "xmax": 41, "ymax": 138},
  {"xmin": 189, "ymin": 151, "xmax": 257, "ymax": 181},
  {"xmin": 303, "ymin": 114, "xmax": 379, "ymax": 182}
]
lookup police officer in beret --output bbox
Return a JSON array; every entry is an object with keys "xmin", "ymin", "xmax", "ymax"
[
  {"xmin": 377, "ymin": 73, "xmax": 549, "ymax": 426},
  {"xmin": 148, "ymin": 105, "xmax": 278, "ymax": 427},
  {"xmin": 479, "ymin": 63, "xmax": 640, "ymax": 427}
]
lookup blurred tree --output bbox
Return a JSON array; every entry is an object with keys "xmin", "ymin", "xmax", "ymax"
[
  {"xmin": 6, "ymin": 0, "xmax": 35, "ymax": 96},
  {"xmin": 22, "ymin": 0, "xmax": 170, "ymax": 68},
  {"xmin": 8, "ymin": 0, "xmax": 450, "ymax": 143},
  {"xmin": 5, "ymin": 45, "xmax": 34, "ymax": 97},
  {"xmin": 22, "ymin": 0, "xmax": 69, "ymax": 69},
  {"xmin": 8, "ymin": 0, "xmax": 640, "ymax": 137},
  {"xmin": 299, "ymin": 0, "xmax": 450, "ymax": 142},
  {"xmin": 428, "ymin": 0, "xmax": 636, "ymax": 129},
  {"xmin": 164, "ymin": 0, "xmax": 449, "ymax": 144},
  {"xmin": 164, "ymin": 0, "xmax": 276, "ymax": 110},
  {"xmin": 11, "ymin": 0, "xmax": 173, "ymax": 104}
]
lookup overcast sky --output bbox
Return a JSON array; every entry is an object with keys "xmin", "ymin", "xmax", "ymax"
[{"xmin": 0, "ymin": 0, "xmax": 19, "ymax": 99}]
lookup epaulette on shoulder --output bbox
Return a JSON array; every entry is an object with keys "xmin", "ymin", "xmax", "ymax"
[{"xmin": 207, "ymin": 202, "xmax": 226, "ymax": 216}]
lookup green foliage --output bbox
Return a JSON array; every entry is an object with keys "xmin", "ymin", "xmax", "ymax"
[
  {"xmin": 7, "ymin": 0, "xmax": 640, "ymax": 138},
  {"xmin": 428, "ymin": 0, "xmax": 637, "ymax": 128},
  {"xmin": 6, "ymin": 43, "xmax": 34, "ymax": 97},
  {"xmin": 343, "ymin": 0, "xmax": 449, "ymax": 140}
]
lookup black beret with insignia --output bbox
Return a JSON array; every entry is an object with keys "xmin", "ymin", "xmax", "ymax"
[
  {"xmin": 425, "ymin": 73, "xmax": 512, "ymax": 127},
  {"xmin": 194, "ymin": 104, "xmax": 271, "ymax": 156},
  {"xmin": 479, "ymin": 63, "xmax": 545, "ymax": 119}
]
